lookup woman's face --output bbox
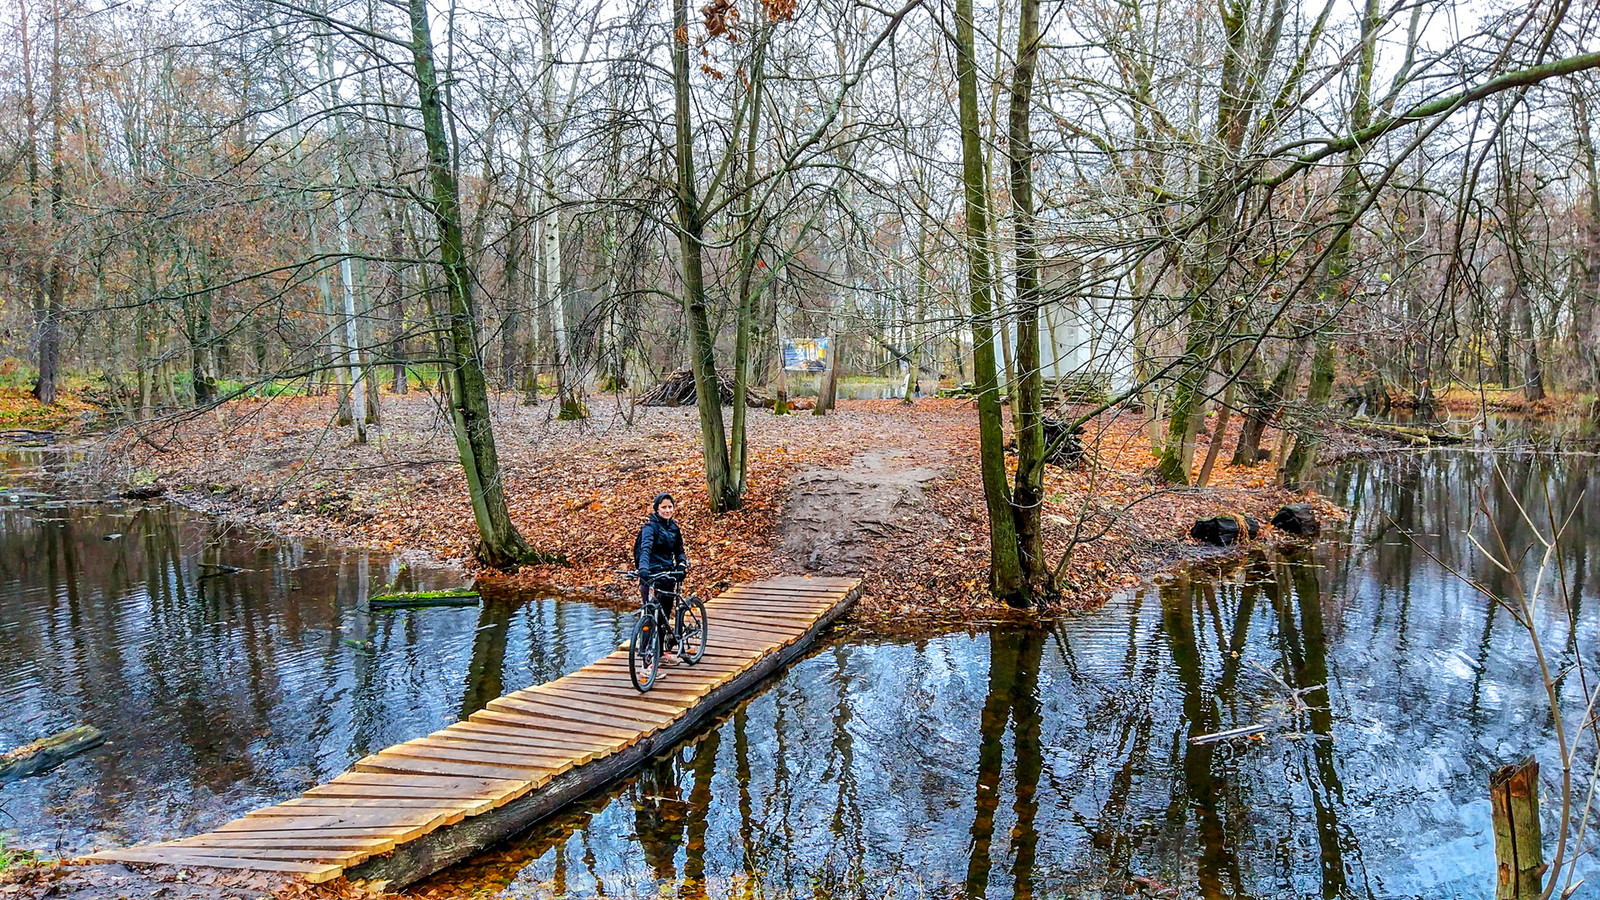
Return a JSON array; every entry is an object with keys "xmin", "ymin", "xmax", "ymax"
[{"xmin": 658, "ymin": 499, "xmax": 676, "ymax": 520}]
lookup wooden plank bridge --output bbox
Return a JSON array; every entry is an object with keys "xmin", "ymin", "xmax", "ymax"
[{"xmin": 89, "ymin": 575, "xmax": 861, "ymax": 888}]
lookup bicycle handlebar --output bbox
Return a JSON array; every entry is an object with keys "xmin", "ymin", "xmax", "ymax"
[{"xmin": 618, "ymin": 567, "xmax": 689, "ymax": 582}]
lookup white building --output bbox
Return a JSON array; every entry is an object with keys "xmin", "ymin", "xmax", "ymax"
[{"xmin": 1034, "ymin": 255, "xmax": 1136, "ymax": 396}]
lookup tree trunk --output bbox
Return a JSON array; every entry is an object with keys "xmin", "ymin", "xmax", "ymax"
[
  {"xmin": 814, "ymin": 329, "xmax": 840, "ymax": 415},
  {"xmin": 670, "ymin": 0, "xmax": 738, "ymax": 512},
  {"xmin": 728, "ymin": 28, "xmax": 769, "ymax": 494},
  {"xmin": 386, "ymin": 204, "xmax": 410, "ymax": 394},
  {"xmin": 538, "ymin": 0, "xmax": 583, "ymax": 421},
  {"xmin": 31, "ymin": 0, "xmax": 63, "ymax": 407},
  {"xmin": 1281, "ymin": 0, "xmax": 1380, "ymax": 490},
  {"xmin": 502, "ymin": 125, "xmax": 531, "ymax": 392},
  {"xmin": 1007, "ymin": 0, "xmax": 1044, "ymax": 597},
  {"xmin": 315, "ymin": 24, "xmax": 368, "ymax": 439},
  {"xmin": 955, "ymin": 0, "xmax": 1024, "ymax": 604},
  {"xmin": 1575, "ymin": 93, "xmax": 1600, "ymax": 423},
  {"xmin": 904, "ymin": 230, "xmax": 930, "ymax": 404},
  {"xmin": 1282, "ymin": 337, "xmax": 1334, "ymax": 490},
  {"xmin": 408, "ymin": 0, "xmax": 531, "ymax": 567}
]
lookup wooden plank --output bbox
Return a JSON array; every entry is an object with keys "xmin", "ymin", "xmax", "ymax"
[
  {"xmin": 217, "ymin": 813, "xmax": 440, "ymax": 832},
  {"xmin": 704, "ymin": 627, "xmax": 796, "ymax": 646},
  {"xmin": 121, "ymin": 846, "xmax": 364, "ymax": 863},
  {"xmin": 434, "ymin": 725, "xmax": 619, "ymax": 761},
  {"xmin": 91, "ymin": 847, "xmax": 345, "ymax": 881},
  {"xmin": 174, "ymin": 832, "xmax": 393, "ymax": 845},
  {"xmin": 439, "ymin": 720, "xmax": 619, "ymax": 746},
  {"xmin": 527, "ymin": 685, "xmax": 685, "ymax": 723},
  {"xmin": 440, "ymin": 724, "xmax": 627, "ymax": 756},
  {"xmin": 305, "ymin": 774, "xmax": 522, "ymax": 810},
  {"xmin": 296, "ymin": 789, "xmax": 501, "ymax": 817},
  {"xmin": 711, "ymin": 587, "xmax": 840, "ymax": 600},
  {"xmin": 709, "ymin": 601, "xmax": 833, "ymax": 616},
  {"xmin": 250, "ymin": 802, "xmax": 470, "ymax": 826},
  {"xmin": 706, "ymin": 604, "xmax": 822, "ymax": 621},
  {"xmin": 720, "ymin": 578, "xmax": 851, "ymax": 591},
  {"xmin": 714, "ymin": 628, "xmax": 796, "ymax": 645},
  {"xmin": 488, "ymin": 694, "xmax": 661, "ymax": 732},
  {"xmin": 550, "ymin": 678, "xmax": 711, "ymax": 706},
  {"xmin": 382, "ymin": 739, "xmax": 575, "ymax": 771},
  {"xmin": 352, "ymin": 753, "xmax": 557, "ymax": 785},
  {"xmin": 503, "ymin": 690, "xmax": 676, "ymax": 727},
  {"xmin": 468, "ymin": 707, "xmax": 640, "ymax": 742},
  {"xmin": 258, "ymin": 797, "xmax": 471, "ymax": 815},
  {"xmin": 713, "ymin": 587, "xmax": 844, "ymax": 600},
  {"xmin": 400, "ymin": 733, "xmax": 576, "ymax": 759},
  {"xmin": 535, "ymin": 674, "xmax": 695, "ymax": 707},
  {"xmin": 710, "ymin": 622, "xmax": 803, "ymax": 641},
  {"xmin": 557, "ymin": 671, "xmax": 710, "ymax": 700},
  {"xmin": 618, "ymin": 660, "xmax": 748, "ymax": 680},
  {"xmin": 322, "ymin": 772, "xmax": 520, "ymax": 793},
  {"xmin": 216, "ymin": 823, "xmax": 437, "ymax": 840},
  {"xmin": 705, "ymin": 610, "xmax": 819, "ymax": 627},
  {"xmin": 710, "ymin": 612, "xmax": 807, "ymax": 630},
  {"xmin": 710, "ymin": 616, "xmax": 809, "ymax": 635}
]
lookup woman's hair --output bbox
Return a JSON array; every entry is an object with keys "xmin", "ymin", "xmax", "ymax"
[{"xmin": 652, "ymin": 492, "xmax": 676, "ymax": 512}]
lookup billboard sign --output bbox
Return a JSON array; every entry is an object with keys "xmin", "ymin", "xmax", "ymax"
[{"xmin": 782, "ymin": 337, "xmax": 830, "ymax": 372}]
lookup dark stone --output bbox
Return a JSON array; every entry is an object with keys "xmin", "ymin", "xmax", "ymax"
[
  {"xmin": 1191, "ymin": 515, "xmax": 1260, "ymax": 546},
  {"xmin": 1271, "ymin": 503, "xmax": 1320, "ymax": 536}
]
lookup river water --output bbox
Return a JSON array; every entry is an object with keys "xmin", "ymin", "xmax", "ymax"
[{"xmin": 3, "ymin": 441, "xmax": 1598, "ymax": 898}]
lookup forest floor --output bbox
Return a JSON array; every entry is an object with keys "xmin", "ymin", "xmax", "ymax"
[{"xmin": 76, "ymin": 389, "xmax": 1333, "ymax": 628}]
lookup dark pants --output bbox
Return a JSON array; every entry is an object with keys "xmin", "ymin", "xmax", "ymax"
[
  {"xmin": 640, "ymin": 576, "xmax": 680, "ymax": 609},
  {"xmin": 640, "ymin": 576, "xmax": 681, "ymax": 648}
]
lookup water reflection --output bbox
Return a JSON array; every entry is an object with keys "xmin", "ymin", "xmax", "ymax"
[
  {"xmin": 0, "ymin": 454, "xmax": 627, "ymax": 854},
  {"xmin": 419, "ymin": 447, "xmax": 1600, "ymax": 899}
]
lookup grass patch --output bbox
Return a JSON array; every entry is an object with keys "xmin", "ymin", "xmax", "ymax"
[
  {"xmin": 0, "ymin": 388, "xmax": 97, "ymax": 431},
  {"xmin": 0, "ymin": 833, "xmax": 38, "ymax": 873}
]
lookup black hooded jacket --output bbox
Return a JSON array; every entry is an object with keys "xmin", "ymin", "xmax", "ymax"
[{"xmin": 635, "ymin": 512, "xmax": 687, "ymax": 577}]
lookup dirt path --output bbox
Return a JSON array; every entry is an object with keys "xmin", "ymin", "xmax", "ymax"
[{"xmin": 777, "ymin": 448, "xmax": 945, "ymax": 576}]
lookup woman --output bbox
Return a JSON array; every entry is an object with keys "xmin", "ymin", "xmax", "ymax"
[{"xmin": 634, "ymin": 493, "xmax": 689, "ymax": 607}]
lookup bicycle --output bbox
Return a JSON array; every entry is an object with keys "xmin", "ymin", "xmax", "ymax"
[{"xmin": 621, "ymin": 568, "xmax": 708, "ymax": 691}]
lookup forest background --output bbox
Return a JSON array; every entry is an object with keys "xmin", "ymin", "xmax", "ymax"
[{"xmin": 3, "ymin": 0, "xmax": 1599, "ymax": 609}]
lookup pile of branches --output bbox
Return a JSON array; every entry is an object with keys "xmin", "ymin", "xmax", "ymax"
[{"xmin": 639, "ymin": 368, "xmax": 772, "ymax": 408}]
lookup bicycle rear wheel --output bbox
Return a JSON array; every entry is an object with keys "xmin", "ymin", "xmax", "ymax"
[
  {"xmin": 677, "ymin": 596, "xmax": 707, "ymax": 665},
  {"xmin": 629, "ymin": 614, "xmax": 660, "ymax": 691}
]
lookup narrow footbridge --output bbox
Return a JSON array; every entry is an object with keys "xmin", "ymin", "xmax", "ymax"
[{"xmin": 89, "ymin": 575, "xmax": 861, "ymax": 888}]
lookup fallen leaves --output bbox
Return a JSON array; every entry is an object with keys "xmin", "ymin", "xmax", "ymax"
[{"xmin": 89, "ymin": 391, "xmax": 1320, "ymax": 630}]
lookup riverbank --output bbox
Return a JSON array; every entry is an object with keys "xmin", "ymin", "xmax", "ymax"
[{"xmin": 79, "ymin": 392, "xmax": 1323, "ymax": 627}]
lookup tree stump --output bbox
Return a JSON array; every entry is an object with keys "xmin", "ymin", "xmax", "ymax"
[{"xmin": 1490, "ymin": 756, "xmax": 1544, "ymax": 900}]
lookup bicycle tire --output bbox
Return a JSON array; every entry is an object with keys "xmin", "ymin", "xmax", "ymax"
[
  {"xmin": 677, "ymin": 596, "xmax": 708, "ymax": 665},
  {"xmin": 629, "ymin": 614, "xmax": 660, "ymax": 691}
]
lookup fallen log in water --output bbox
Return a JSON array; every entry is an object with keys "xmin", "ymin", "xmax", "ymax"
[
  {"xmin": 1346, "ymin": 417, "xmax": 1468, "ymax": 446},
  {"xmin": 369, "ymin": 589, "xmax": 481, "ymax": 609},
  {"xmin": 0, "ymin": 725, "xmax": 104, "ymax": 781}
]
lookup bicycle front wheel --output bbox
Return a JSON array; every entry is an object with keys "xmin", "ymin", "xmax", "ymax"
[
  {"xmin": 677, "ymin": 596, "xmax": 708, "ymax": 665},
  {"xmin": 629, "ymin": 614, "xmax": 660, "ymax": 691}
]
